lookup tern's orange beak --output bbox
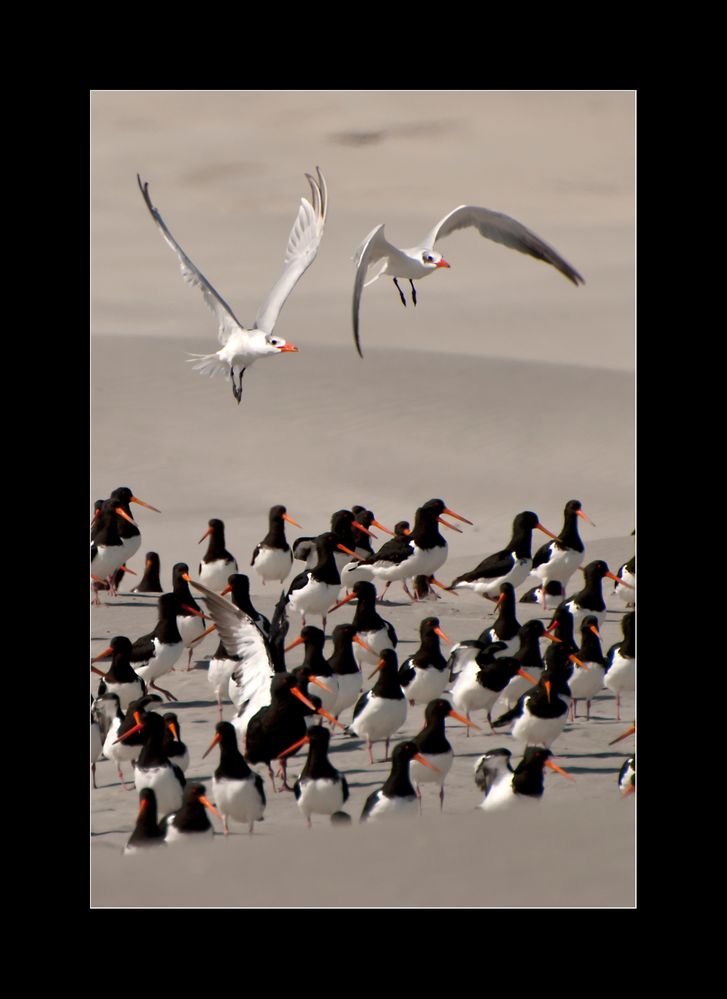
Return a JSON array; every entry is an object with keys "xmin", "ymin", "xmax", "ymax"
[
  {"xmin": 131, "ymin": 496, "xmax": 161, "ymax": 513},
  {"xmin": 278, "ymin": 734, "xmax": 310, "ymax": 759},
  {"xmin": 371, "ymin": 520, "xmax": 394, "ymax": 535},
  {"xmin": 433, "ymin": 626, "xmax": 451, "ymax": 644},
  {"xmin": 438, "ymin": 517, "xmax": 463, "ymax": 534},
  {"xmin": 413, "ymin": 753, "xmax": 441, "ymax": 771},
  {"xmin": 447, "ymin": 708, "xmax": 480, "ymax": 731},
  {"xmin": 545, "ymin": 759, "xmax": 575, "ymax": 781},
  {"xmin": 435, "ymin": 259, "xmax": 451, "ymax": 269},
  {"xmin": 443, "ymin": 506, "xmax": 472, "ymax": 525},
  {"xmin": 536, "ymin": 522, "xmax": 559, "ymax": 541},
  {"xmin": 202, "ymin": 731, "xmax": 222, "ymax": 759},
  {"xmin": 277, "ymin": 342, "xmax": 299, "ymax": 352},
  {"xmin": 199, "ymin": 795, "xmax": 221, "ymax": 818},
  {"xmin": 284, "ymin": 636, "xmax": 306, "ymax": 653},
  {"xmin": 329, "ymin": 592, "xmax": 357, "ymax": 613},
  {"xmin": 283, "ymin": 513, "xmax": 302, "ymax": 528}
]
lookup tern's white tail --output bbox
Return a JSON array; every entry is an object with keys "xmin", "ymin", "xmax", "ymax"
[{"xmin": 187, "ymin": 353, "xmax": 228, "ymax": 378}]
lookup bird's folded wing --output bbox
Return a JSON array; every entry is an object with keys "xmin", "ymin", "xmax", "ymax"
[
  {"xmin": 456, "ymin": 550, "xmax": 513, "ymax": 582},
  {"xmin": 531, "ymin": 540, "xmax": 555, "ymax": 570},
  {"xmin": 253, "ymin": 168, "xmax": 328, "ymax": 333},
  {"xmin": 137, "ymin": 175, "xmax": 244, "ymax": 345},
  {"xmin": 425, "ymin": 205, "xmax": 585, "ymax": 286},
  {"xmin": 352, "ymin": 224, "xmax": 399, "ymax": 358}
]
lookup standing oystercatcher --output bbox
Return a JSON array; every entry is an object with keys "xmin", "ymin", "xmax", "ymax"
[
  {"xmin": 284, "ymin": 725, "xmax": 350, "ymax": 827},
  {"xmin": 286, "ymin": 532, "xmax": 352, "ymax": 631},
  {"xmin": 350, "ymin": 649, "xmax": 407, "ymax": 763},
  {"xmin": 285, "ymin": 626, "xmax": 338, "ymax": 717},
  {"xmin": 527, "ymin": 499, "xmax": 595, "ymax": 595},
  {"xmin": 360, "ymin": 741, "xmax": 439, "ymax": 822},
  {"xmin": 569, "ymin": 615, "xmax": 607, "ymax": 720},
  {"xmin": 198, "ymin": 519, "xmax": 238, "ymax": 592},
  {"xmin": 129, "ymin": 593, "xmax": 185, "ymax": 701},
  {"xmin": 327, "ymin": 623, "xmax": 371, "ymax": 722},
  {"xmin": 614, "ymin": 555, "xmax": 636, "ymax": 608},
  {"xmin": 343, "ymin": 520, "xmax": 412, "ymax": 597},
  {"xmin": 397, "ymin": 616, "xmax": 451, "ymax": 705},
  {"xmin": 92, "ymin": 635, "xmax": 146, "ymax": 711},
  {"xmin": 329, "ymin": 580, "xmax": 397, "ymax": 675},
  {"xmin": 163, "ymin": 783, "xmax": 220, "ymax": 844},
  {"xmin": 450, "ymin": 511, "xmax": 557, "ymax": 599},
  {"xmin": 558, "ymin": 560, "xmax": 627, "ymax": 630},
  {"xmin": 496, "ymin": 620, "xmax": 553, "ymax": 712},
  {"xmin": 131, "ymin": 552, "xmax": 164, "ymax": 593},
  {"xmin": 250, "ymin": 505, "xmax": 301, "ymax": 586},
  {"xmin": 123, "ymin": 789, "xmax": 167, "ymax": 855},
  {"xmin": 108, "ymin": 486, "xmax": 161, "ymax": 568},
  {"xmin": 477, "ymin": 582, "xmax": 521, "ymax": 655},
  {"xmin": 117, "ymin": 709, "xmax": 186, "ymax": 818},
  {"xmin": 604, "ymin": 611, "xmax": 635, "ymax": 721},
  {"xmin": 90, "ymin": 500, "xmax": 139, "ymax": 602},
  {"xmin": 172, "ymin": 562, "xmax": 207, "ymax": 670},
  {"xmin": 204, "ymin": 721, "xmax": 266, "ymax": 834},
  {"xmin": 410, "ymin": 698, "xmax": 478, "ymax": 810}
]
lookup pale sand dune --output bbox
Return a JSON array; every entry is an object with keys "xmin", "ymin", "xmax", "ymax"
[{"xmin": 91, "ymin": 91, "xmax": 635, "ymax": 907}]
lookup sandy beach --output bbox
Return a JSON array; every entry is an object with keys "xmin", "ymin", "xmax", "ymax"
[{"xmin": 91, "ymin": 90, "xmax": 635, "ymax": 908}]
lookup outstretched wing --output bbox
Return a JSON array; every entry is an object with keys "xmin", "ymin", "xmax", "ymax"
[
  {"xmin": 424, "ymin": 205, "xmax": 585, "ymax": 286},
  {"xmin": 188, "ymin": 578, "xmax": 275, "ymax": 732},
  {"xmin": 253, "ymin": 168, "xmax": 328, "ymax": 334},
  {"xmin": 137, "ymin": 175, "xmax": 245, "ymax": 345},
  {"xmin": 351, "ymin": 224, "xmax": 400, "ymax": 359}
]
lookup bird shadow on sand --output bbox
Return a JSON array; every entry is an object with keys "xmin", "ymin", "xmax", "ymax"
[
  {"xmin": 172, "ymin": 700, "xmax": 217, "ymax": 711},
  {"xmin": 562, "ymin": 765, "xmax": 621, "ymax": 776},
  {"xmin": 557, "ymin": 751, "xmax": 626, "ymax": 760}
]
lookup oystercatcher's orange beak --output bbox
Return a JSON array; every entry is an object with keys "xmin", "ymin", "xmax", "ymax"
[
  {"xmin": 283, "ymin": 513, "xmax": 302, "ymax": 528},
  {"xmin": 351, "ymin": 521, "xmax": 375, "ymax": 537},
  {"xmin": 433, "ymin": 626, "xmax": 451, "ymax": 644},
  {"xmin": 284, "ymin": 636, "xmax": 305, "ymax": 653},
  {"xmin": 536, "ymin": 522, "xmax": 558, "ymax": 540},
  {"xmin": 202, "ymin": 731, "xmax": 222, "ymax": 759},
  {"xmin": 608, "ymin": 571, "xmax": 634, "ymax": 588},
  {"xmin": 443, "ymin": 506, "xmax": 472, "ymax": 525},
  {"xmin": 168, "ymin": 722, "xmax": 179, "ymax": 741},
  {"xmin": 309, "ymin": 676, "xmax": 333, "ymax": 694},
  {"xmin": 92, "ymin": 646, "xmax": 114, "ymax": 662},
  {"xmin": 371, "ymin": 520, "xmax": 394, "ymax": 535},
  {"xmin": 131, "ymin": 496, "xmax": 161, "ymax": 513},
  {"xmin": 116, "ymin": 508, "xmax": 139, "ymax": 527},
  {"xmin": 517, "ymin": 668, "xmax": 538, "ymax": 684},
  {"xmin": 413, "ymin": 753, "xmax": 441, "ymax": 771},
  {"xmin": 278, "ymin": 734, "xmax": 310, "ymax": 759},
  {"xmin": 190, "ymin": 623, "xmax": 217, "ymax": 645},
  {"xmin": 353, "ymin": 635, "xmax": 374, "ymax": 653},
  {"xmin": 198, "ymin": 527, "xmax": 212, "ymax": 544},
  {"xmin": 576, "ymin": 509, "xmax": 596, "ymax": 527},
  {"xmin": 609, "ymin": 724, "xmax": 636, "ymax": 746},
  {"xmin": 447, "ymin": 708, "xmax": 480, "ymax": 731},
  {"xmin": 337, "ymin": 544, "xmax": 363, "ymax": 560},
  {"xmin": 329, "ymin": 592, "xmax": 357, "ymax": 613},
  {"xmin": 199, "ymin": 795, "xmax": 221, "ymax": 818},
  {"xmin": 438, "ymin": 517, "xmax": 463, "ymax": 533},
  {"xmin": 545, "ymin": 759, "xmax": 575, "ymax": 781}
]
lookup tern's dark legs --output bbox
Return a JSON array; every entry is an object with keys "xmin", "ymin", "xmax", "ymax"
[
  {"xmin": 393, "ymin": 278, "xmax": 407, "ymax": 306},
  {"xmin": 409, "ymin": 280, "xmax": 417, "ymax": 305},
  {"xmin": 231, "ymin": 367, "xmax": 246, "ymax": 404}
]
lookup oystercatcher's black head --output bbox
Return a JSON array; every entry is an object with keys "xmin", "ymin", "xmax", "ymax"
[{"xmin": 352, "ymin": 580, "xmax": 377, "ymax": 602}]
